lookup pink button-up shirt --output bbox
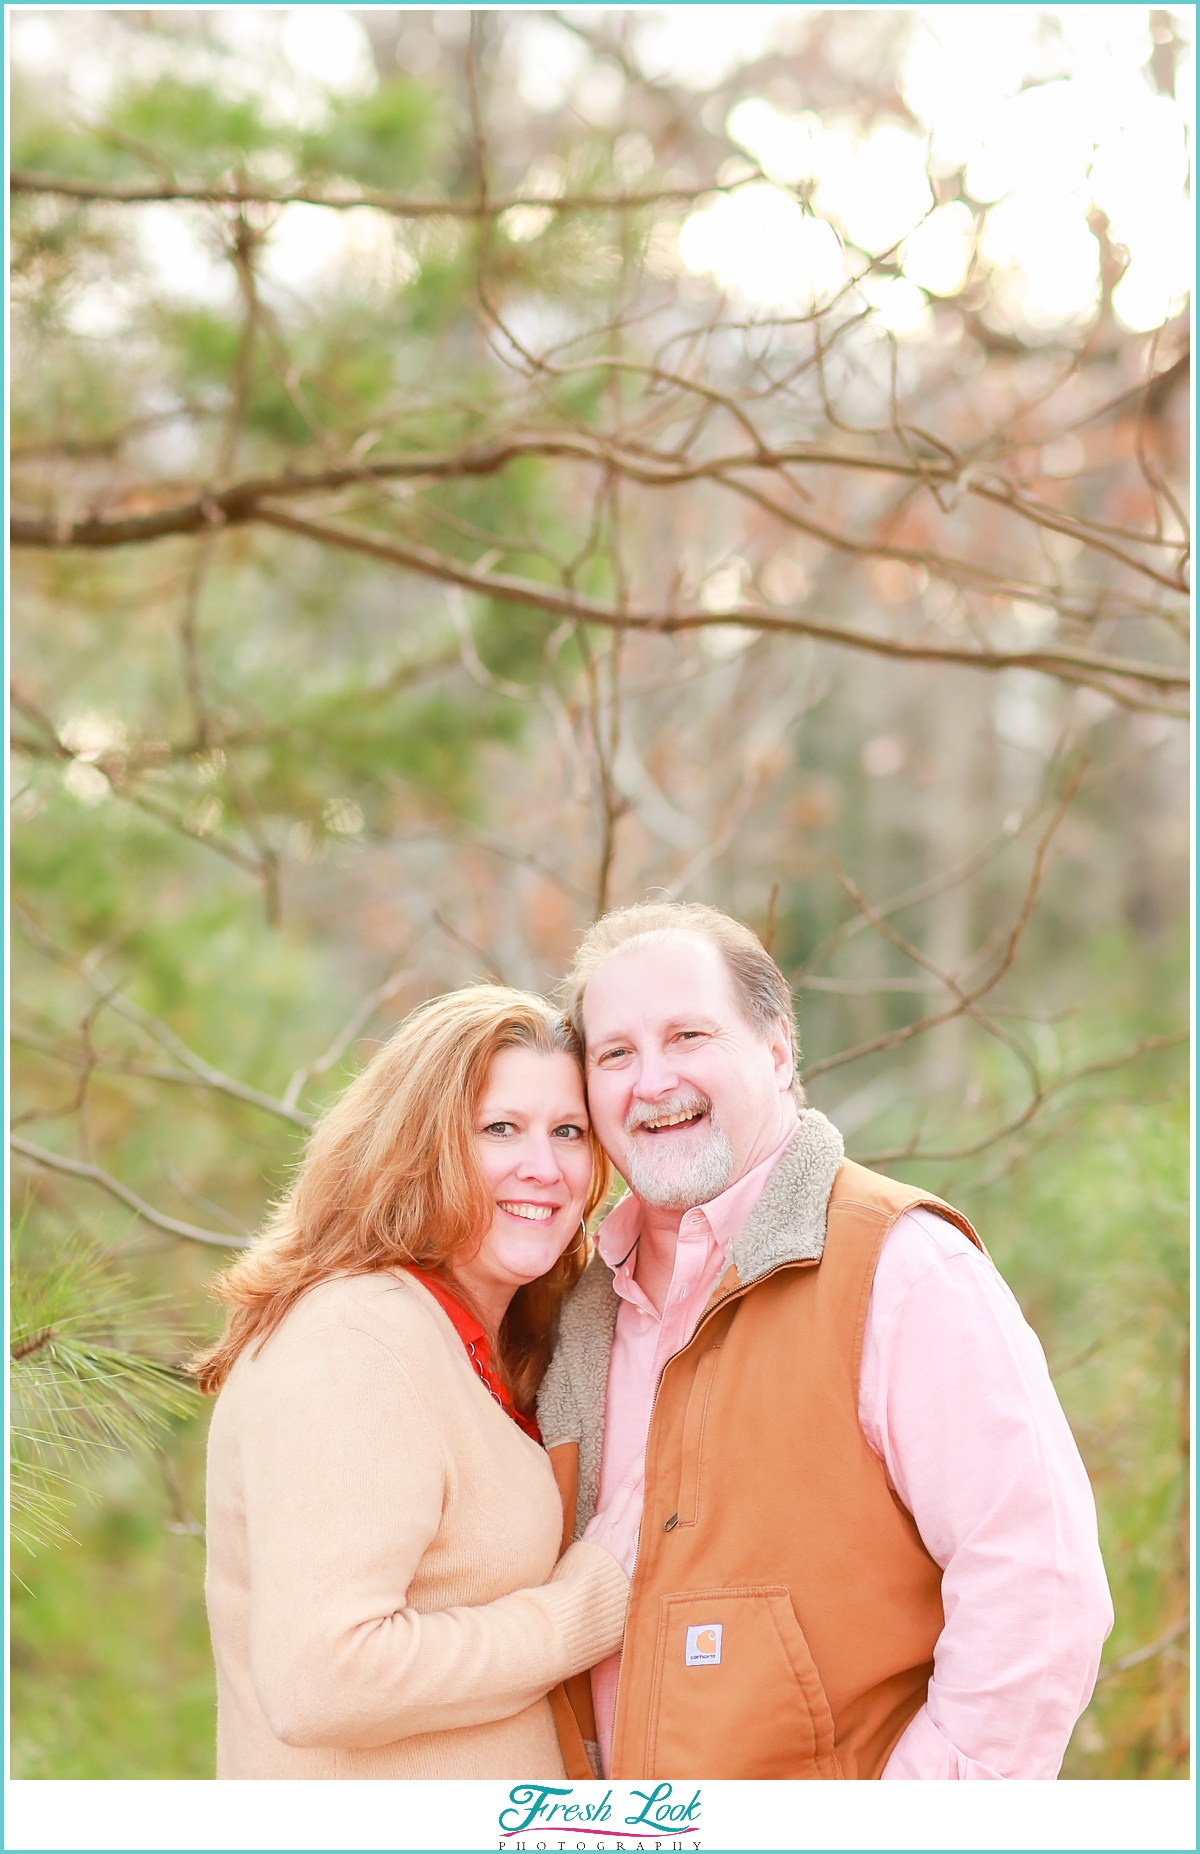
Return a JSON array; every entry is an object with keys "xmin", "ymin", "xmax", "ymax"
[{"xmin": 582, "ymin": 1141, "xmax": 1112, "ymax": 1780}]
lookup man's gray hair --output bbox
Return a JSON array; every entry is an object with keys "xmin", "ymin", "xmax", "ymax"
[{"xmin": 560, "ymin": 899, "xmax": 805, "ymax": 1104}]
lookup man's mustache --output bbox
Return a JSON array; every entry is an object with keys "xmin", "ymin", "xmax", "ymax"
[{"xmin": 624, "ymin": 1092, "xmax": 714, "ymax": 1136}]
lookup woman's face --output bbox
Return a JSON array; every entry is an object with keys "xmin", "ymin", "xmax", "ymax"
[{"xmin": 458, "ymin": 1046, "xmax": 593, "ymax": 1316}]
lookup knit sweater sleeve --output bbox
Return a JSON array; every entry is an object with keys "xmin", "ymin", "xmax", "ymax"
[{"xmin": 238, "ymin": 1316, "xmax": 628, "ymax": 1751}]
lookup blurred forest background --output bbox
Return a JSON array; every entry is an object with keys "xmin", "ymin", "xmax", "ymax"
[{"xmin": 9, "ymin": 4, "xmax": 1190, "ymax": 1780}]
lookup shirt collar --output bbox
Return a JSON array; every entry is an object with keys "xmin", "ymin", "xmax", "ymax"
[{"xmin": 405, "ymin": 1267, "xmax": 487, "ymax": 1345}]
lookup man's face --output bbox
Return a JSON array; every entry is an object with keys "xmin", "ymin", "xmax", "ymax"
[{"xmin": 582, "ymin": 933, "xmax": 796, "ymax": 1210}]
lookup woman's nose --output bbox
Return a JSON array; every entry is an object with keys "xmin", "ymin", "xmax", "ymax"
[{"xmin": 515, "ymin": 1136, "xmax": 563, "ymax": 1181}]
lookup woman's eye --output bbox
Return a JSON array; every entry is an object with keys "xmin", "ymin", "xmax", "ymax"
[
  {"xmin": 482, "ymin": 1121, "xmax": 514, "ymax": 1136},
  {"xmin": 552, "ymin": 1123, "xmax": 586, "ymax": 1140}
]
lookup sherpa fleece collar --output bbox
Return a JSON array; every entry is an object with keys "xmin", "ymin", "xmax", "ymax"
[{"xmin": 730, "ymin": 1106, "xmax": 845, "ymax": 1288}]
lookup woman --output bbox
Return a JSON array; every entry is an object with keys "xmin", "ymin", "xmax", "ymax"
[{"xmin": 194, "ymin": 986, "xmax": 628, "ymax": 1779}]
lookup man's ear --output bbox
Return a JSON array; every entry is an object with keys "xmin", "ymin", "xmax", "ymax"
[{"xmin": 769, "ymin": 1016, "xmax": 795, "ymax": 1093}]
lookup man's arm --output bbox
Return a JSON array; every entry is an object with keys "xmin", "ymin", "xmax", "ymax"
[{"xmin": 858, "ymin": 1207, "xmax": 1114, "ymax": 1780}]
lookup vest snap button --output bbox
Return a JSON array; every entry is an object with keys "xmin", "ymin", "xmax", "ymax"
[{"xmin": 664, "ymin": 1512, "xmax": 679, "ymax": 1531}]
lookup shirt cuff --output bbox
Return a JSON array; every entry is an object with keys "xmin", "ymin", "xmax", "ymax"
[{"xmin": 880, "ymin": 1705, "xmax": 1007, "ymax": 1780}]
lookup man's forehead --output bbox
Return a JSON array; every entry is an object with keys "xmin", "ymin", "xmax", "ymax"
[{"xmin": 581, "ymin": 932, "xmax": 735, "ymax": 1032}]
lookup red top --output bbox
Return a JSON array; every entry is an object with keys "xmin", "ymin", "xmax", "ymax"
[{"xmin": 406, "ymin": 1269, "xmax": 542, "ymax": 1445}]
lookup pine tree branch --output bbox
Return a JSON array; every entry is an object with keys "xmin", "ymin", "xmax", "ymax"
[
  {"xmin": 10, "ymin": 167, "xmax": 760, "ymax": 218},
  {"xmin": 11, "ymin": 1326, "xmax": 57, "ymax": 1362}
]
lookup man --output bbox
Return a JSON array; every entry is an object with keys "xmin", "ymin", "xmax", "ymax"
[{"xmin": 538, "ymin": 900, "xmax": 1112, "ymax": 1781}]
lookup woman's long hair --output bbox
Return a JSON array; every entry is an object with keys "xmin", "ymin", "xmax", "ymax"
[{"xmin": 191, "ymin": 985, "xmax": 609, "ymax": 1408}]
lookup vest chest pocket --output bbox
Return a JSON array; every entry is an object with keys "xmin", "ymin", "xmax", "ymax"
[
  {"xmin": 675, "ymin": 1344, "xmax": 721, "ymax": 1528},
  {"xmin": 646, "ymin": 1586, "xmax": 842, "ymax": 1780}
]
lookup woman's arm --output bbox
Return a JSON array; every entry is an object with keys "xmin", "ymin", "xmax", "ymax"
[{"xmin": 239, "ymin": 1318, "xmax": 628, "ymax": 1751}]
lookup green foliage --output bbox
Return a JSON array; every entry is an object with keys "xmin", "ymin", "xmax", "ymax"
[
  {"xmin": 109, "ymin": 78, "xmax": 277, "ymax": 172},
  {"xmin": 401, "ymin": 237, "xmax": 474, "ymax": 335},
  {"xmin": 11, "ymin": 1230, "xmax": 199, "ymax": 1557},
  {"xmin": 11, "ymin": 1436, "xmax": 214, "ymax": 1779},
  {"xmin": 12, "ymin": 793, "xmax": 194, "ymax": 949},
  {"xmin": 968, "ymin": 1099, "xmax": 1190, "ymax": 1779},
  {"xmin": 10, "ymin": 73, "xmax": 127, "ymax": 182},
  {"xmin": 300, "ymin": 78, "xmax": 439, "ymax": 189}
]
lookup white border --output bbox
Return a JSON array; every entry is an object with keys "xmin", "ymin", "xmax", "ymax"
[{"xmin": 1, "ymin": 1776, "xmax": 1197, "ymax": 1853}]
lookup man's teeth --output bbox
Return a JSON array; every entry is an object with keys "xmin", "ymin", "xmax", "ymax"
[
  {"xmin": 499, "ymin": 1203, "xmax": 555, "ymax": 1221},
  {"xmin": 642, "ymin": 1109, "xmax": 703, "ymax": 1131}
]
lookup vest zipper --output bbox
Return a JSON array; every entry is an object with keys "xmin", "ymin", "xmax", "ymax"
[{"xmin": 608, "ymin": 1254, "xmax": 819, "ymax": 1772}]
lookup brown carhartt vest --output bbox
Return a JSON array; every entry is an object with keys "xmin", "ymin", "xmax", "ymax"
[{"xmin": 539, "ymin": 1114, "xmax": 984, "ymax": 1781}]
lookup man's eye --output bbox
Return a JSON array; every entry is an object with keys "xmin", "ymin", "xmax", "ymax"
[{"xmin": 599, "ymin": 1047, "xmax": 628, "ymax": 1063}]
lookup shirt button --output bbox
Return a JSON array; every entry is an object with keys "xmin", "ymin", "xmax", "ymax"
[{"xmin": 679, "ymin": 1285, "xmax": 689, "ymax": 1300}]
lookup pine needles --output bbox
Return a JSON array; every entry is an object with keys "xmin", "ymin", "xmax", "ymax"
[{"xmin": 10, "ymin": 1231, "xmax": 198, "ymax": 1557}]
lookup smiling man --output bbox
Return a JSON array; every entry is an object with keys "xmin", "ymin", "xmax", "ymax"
[{"xmin": 538, "ymin": 900, "xmax": 1112, "ymax": 1782}]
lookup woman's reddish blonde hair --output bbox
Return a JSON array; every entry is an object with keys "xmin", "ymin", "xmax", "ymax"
[{"xmin": 191, "ymin": 985, "xmax": 608, "ymax": 1408}]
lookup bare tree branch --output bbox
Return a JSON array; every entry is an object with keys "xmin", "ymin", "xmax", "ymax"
[
  {"xmin": 12, "ymin": 427, "xmax": 1187, "ymax": 585},
  {"xmin": 13, "ymin": 468, "xmax": 1182, "ymax": 703},
  {"xmin": 251, "ymin": 510, "xmax": 1189, "ymax": 705},
  {"xmin": 10, "ymin": 1137, "xmax": 249, "ymax": 1249},
  {"xmin": 431, "ymin": 910, "xmax": 508, "ymax": 983},
  {"xmin": 12, "ymin": 904, "xmax": 314, "ymax": 1129},
  {"xmin": 802, "ymin": 769, "xmax": 1085, "ymax": 1084},
  {"xmin": 11, "ymin": 687, "xmax": 281, "ymax": 887},
  {"xmin": 1095, "ymin": 1619, "xmax": 1190, "ymax": 1683},
  {"xmin": 10, "ymin": 167, "xmax": 763, "ymax": 219},
  {"xmin": 851, "ymin": 1032, "xmax": 1186, "ymax": 1166},
  {"xmin": 281, "ymin": 964, "xmax": 418, "ymax": 1111}
]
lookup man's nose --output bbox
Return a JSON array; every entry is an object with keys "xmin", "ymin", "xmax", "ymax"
[{"xmin": 633, "ymin": 1045, "xmax": 682, "ymax": 1100}]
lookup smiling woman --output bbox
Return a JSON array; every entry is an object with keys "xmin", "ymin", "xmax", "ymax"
[
  {"xmin": 191, "ymin": 985, "xmax": 626, "ymax": 1779},
  {"xmin": 461, "ymin": 1044, "xmax": 598, "ymax": 1343}
]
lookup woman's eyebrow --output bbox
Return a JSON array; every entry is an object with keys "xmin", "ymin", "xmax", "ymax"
[{"xmin": 478, "ymin": 1103, "xmax": 585, "ymax": 1118}]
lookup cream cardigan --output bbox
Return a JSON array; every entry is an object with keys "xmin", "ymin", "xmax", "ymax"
[{"xmin": 205, "ymin": 1270, "xmax": 629, "ymax": 1778}]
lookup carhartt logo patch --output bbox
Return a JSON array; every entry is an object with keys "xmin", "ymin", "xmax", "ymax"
[{"xmin": 685, "ymin": 1622, "xmax": 722, "ymax": 1666}]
